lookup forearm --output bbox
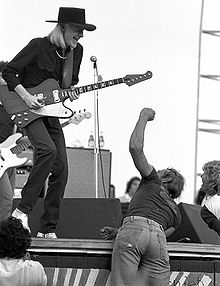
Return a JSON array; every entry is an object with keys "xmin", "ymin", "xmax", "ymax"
[
  {"xmin": 14, "ymin": 84, "xmax": 31, "ymax": 101},
  {"xmin": 164, "ymin": 227, "xmax": 175, "ymax": 237},
  {"xmin": 14, "ymin": 84, "xmax": 44, "ymax": 109},
  {"xmin": 129, "ymin": 108, "xmax": 155, "ymax": 177},
  {"xmin": 129, "ymin": 116, "xmax": 147, "ymax": 152}
]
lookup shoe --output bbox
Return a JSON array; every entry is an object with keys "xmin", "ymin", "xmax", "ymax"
[
  {"xmin": 12, "ymin": 208, "xmax": 30, "ymax": 232},
  {"xmin": 44, "ymin": 233, "xmax": 57, "ymax": 239},
  {"xmin": 36, "ymin": 232, "xmax": 44, "ymax": 238}
]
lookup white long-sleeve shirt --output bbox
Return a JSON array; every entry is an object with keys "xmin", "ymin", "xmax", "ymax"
[
  {"xmin": 0, "ymin": 258, "xmax": 47, "ymax": 286},
  {"xmin": 203, "ymin": 194, "xmax": 220, "ymax": 219}
]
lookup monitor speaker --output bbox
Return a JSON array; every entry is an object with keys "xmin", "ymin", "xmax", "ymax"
[
  {"xmin": 167, "ymin": 202, "xmax": 220, "ymax": 244},
  {"xmin": 65, "ymin": 147, "xmax": 112, "ymax": 198},
  {"xmin": 12, "ymin": 198, "xmax": 122, "ymax": 239}
]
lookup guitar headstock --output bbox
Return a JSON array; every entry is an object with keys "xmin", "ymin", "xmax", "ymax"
[
  {"xmin": 124, "ymin": 71, "xmax": 153, "ymax": 86},
  {"xmin": 69, "ymin": 110, "xmax": 92, "ymax": 125}
]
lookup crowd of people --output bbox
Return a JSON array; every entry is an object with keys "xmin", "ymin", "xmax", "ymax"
[{"xmin": 0, "ymin": 5, "xmax": 220, "ymax": 286}]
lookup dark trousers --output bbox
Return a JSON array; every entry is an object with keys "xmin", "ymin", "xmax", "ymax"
[{"xmin": 18, "ymin": 117, "xmax": 68, "ymax": 233}]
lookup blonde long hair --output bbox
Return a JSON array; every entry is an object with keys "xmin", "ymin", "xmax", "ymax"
[{"xmin": 47, "ymin": 24, "xmax": 66, "ymax": 49}]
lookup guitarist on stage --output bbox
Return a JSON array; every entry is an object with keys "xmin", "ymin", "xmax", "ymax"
[{"xmin": 2, "ymin": 7, "xmax": 96, "ymax": 238}]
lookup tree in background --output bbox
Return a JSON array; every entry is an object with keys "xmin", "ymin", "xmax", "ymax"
[{"xmin": 0, "ymin": 61, "xmax": 8, "ymax": 72}]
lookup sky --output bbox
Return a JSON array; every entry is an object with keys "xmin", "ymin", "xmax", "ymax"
[{"xmin": 1, "ymin": 0, "xmax": 220, "ymax": 203}]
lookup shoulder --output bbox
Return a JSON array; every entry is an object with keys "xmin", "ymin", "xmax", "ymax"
[
  {"xmin": 118, "ymin": 194, "xmax": 130, "ymax": 203},
  {"xmin": 27, "ymin": 37, "xmax": 53, "ymax": 50},
  {"xmin": 27, "ymin": 37, "xmax": 46, "ymax": 46},
  {"xmin": 76, "ymin": 42, "xmax": 83, "ymax": 51},
  {"xmin": 24, "ymin": 259, "xmax": 45, "ymax": 270},
  {"xmin": 23, "ymin": 260, "xmax": 47, "ymax": 285},
  {"xmin": 141, "ymin": 168, "xmax": 160, "ymax": 184}
]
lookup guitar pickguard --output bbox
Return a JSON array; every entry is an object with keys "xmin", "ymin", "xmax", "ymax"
[{"xmin": 13, "ymin": 103, "xmax": 73, "ymax": 127}]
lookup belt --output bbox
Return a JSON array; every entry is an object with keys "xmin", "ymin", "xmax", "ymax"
[{"xmin": 123, "ymin": 216, "xmax": 164, "ymax": 231}]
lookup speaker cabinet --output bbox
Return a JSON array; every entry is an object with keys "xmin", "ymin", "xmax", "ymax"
[
  {"xmin": 167, "ymin": 202, "xmax": 220, "ymax": 244},
  {"xmin": 15, "ymin": 168, "xmax": 31, "ymax": 189},
  {"xmin": 65, "ymin": 147, "xmax": 112, "ymax": 198},
  {"xmin": 12, "ymin": 198, "xmax": 122, "ymax": 239}
]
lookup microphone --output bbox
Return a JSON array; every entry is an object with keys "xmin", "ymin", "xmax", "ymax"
[
  {"xmin": 90, "ymin": 56, "xmax": 97, "ymax": 62},
  {"xmin": 90, "ymin": 56, "xmax": 97, "ymax": 69}
]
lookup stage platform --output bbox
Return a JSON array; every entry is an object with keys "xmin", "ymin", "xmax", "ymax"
[{"xmin": 29, "ymin": 239, "xmax": 220, "ymax": 286}]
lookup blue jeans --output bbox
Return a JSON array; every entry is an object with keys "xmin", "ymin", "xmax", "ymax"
[{"xmin": 111, "ymin": 216, "xmax": 170, "ymax": 286}]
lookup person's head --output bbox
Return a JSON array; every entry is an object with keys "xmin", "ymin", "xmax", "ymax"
[
  {"xmin": 0, "ymin": 217, "xmax": 31, "ymax": 259},
  {"xmin": 47, "ymin": 7, "xmax": 96, "ymax": 49},
  {"xmin": 157, "ymin": 168, "xmax": 184, "ymax": 199},
  {"xmin": 125, "ymin": 177, "xmax": 141, "ymax": 197},
  {"xmin": 109, "ymin": 184, "xmax": 116, "ymax": 198},
  {"xmin": 200, "ymin": 160, "xmax": 220, "ymax": 196}
]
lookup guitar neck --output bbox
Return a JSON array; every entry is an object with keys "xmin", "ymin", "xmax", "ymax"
[
  {"xmin": 60, "ymin": 120, "xmax": 70, "ymax": 128},
  {"xmin": 59, "ymin": 77, "xmax": 125, "ymax": 100}
]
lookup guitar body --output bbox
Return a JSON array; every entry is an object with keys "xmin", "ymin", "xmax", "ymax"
[
  {"xmin": 0, "ymin": 133, "xmax": 28, "ymax": 178},
  {"xmin": 0, "ymin": 79, "xmax": 73, "ymax": 127}
]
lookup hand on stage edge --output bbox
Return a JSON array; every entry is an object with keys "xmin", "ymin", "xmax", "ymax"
[{"xmin": 100, "ymin": 226, "xmax": 118, "ymax": 240}]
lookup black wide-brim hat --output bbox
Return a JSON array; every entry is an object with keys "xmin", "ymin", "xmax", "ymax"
[{"xmin": 46, "ymin": 7, "xmax": 96, "ymax": 31}]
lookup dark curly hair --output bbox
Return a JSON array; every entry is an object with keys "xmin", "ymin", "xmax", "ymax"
[
  {"xmin": 0, "ymin": 217, "xmax": 31, "ymax": 259},
  {"xmin": 160, "ymin": 168, "xmax": 184, "ymax": 199}
]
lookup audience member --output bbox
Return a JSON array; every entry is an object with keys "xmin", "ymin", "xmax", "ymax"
[
  {"xmin": 200, "ymin": 160, "xmax": 220, "ymax": 236},
  {"xmin": 118, "ymin": 176, "xmax": 141, "ymax": 203},
  {"xmin": 100, "ymin": 108, "xmax": 184, "ymax": 286},
  {"xmin": 0, "ymin": 216, "xmax": 47, "ymax": 285},
  {"xmin": 109, "ymin": 184, "xmax": 116, "ymax": 198}
]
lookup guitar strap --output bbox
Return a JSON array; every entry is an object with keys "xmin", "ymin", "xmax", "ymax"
[{"xmin": 62, "ymin": 47, "xmax": 74, "ymax": 89}]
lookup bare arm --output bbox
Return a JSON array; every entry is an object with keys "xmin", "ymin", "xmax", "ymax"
[
  {"xmin": 15, "ymin": 84, "xmax": 44, "ymax": 110},
  {"xmin": 164, "ymin": 227, "xmax": 175, "ymax": 237},
  {"xmin": 129, "ymin": 108, "xmax": 155, "ymax": 177}
]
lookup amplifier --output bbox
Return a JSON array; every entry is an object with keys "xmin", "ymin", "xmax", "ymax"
[{"xmin": 65, "ymin": 147, "xmax": 112, "ymax": 198}]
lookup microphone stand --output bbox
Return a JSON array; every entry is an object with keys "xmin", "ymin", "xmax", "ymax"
[{"xmin": 92, "ymin": 60, "xmax": 99, "ymax": 198}]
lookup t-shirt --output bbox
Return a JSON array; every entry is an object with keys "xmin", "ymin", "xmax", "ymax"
[
  {"xmin": 127, "ymin": 168, "xmax": 181, "ymax": 231},
  {"xmin": 0, "ymin": 258, "xmax": 47, "ymax": 286}
]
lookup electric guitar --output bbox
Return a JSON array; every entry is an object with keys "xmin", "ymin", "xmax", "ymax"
[
  {"xmin": 0, "ymin": 71, "xmax": 152, "ymax": 128},
  {"xmin": 0, "ymin": 133, "xmax": 31, "ymax": 179},
  {"xmin": 0, "ymin": 110, "xmax": 92, "ymax": 179}
]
